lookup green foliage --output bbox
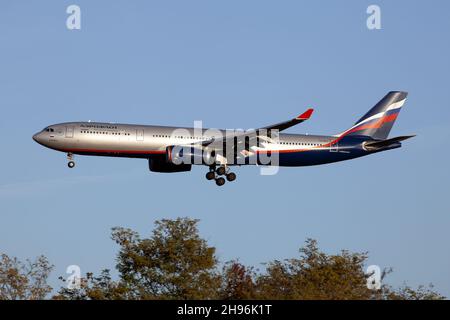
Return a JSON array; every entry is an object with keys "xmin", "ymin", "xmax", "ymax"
[
  {"xmin": 111, "ymin": 218, "xmax": 220, "ymax": 299},
  {"xmin": 0, "ymin": 254, "xmax": 53, "ymax": 300},
  {"xmin": 56, "ymin": 217, "xmax": 220, "ymax": 300},
  {"xmin": 54, "ymin": 220, "xmax": 444, "ymax": 300},
  {"xmin": 55, "ymin": 269, "xmax": 128, "ymax": 300},
  {"xmin": 254, "ymin": 239, "xmax": 374, "ymax": 299},
  {"xmin": 220, "ymin": 261, "xmax": 257, "ymax": 300},
  {"xmin": 385, "ymin": 284, "xmax": 445, "ymax": 300},
  {"xmin": 0, "ymin": 218, "xmax": 445, "ymax": 300}
]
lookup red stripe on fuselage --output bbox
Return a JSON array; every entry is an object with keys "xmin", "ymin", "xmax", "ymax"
[{"xmin": 60, "ymin": 148, "xmax": 166, "ymax": 155}]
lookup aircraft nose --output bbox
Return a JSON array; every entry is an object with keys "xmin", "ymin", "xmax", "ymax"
[{"xmin": 33, "ymin": 132, "xmax": 42, "ymax": 143}]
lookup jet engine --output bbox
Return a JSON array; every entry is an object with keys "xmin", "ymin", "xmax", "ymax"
[
  {"xmin": 148, "ymin": 157, "xmax": 191, "ymax": 173},
  {"xmin": 166, "ymin": 146, "xmax": 216, "ymax": 165}
]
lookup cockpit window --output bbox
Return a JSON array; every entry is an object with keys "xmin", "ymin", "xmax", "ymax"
[{"xmin": 44, "ymin": 127, "xmax": 55, "ymax": 132}]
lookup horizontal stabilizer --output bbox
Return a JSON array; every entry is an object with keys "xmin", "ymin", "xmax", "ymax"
[{"xmin": 363, "ymin": 135, "xmax": 416, "ymax": 151}]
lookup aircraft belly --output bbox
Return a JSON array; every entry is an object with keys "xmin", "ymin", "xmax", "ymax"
[{"xmin": 275, "ymin": 149, "xmax": 363, "ymax": 167}]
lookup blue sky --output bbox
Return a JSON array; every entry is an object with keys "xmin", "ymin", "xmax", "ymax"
[{"xmin": 1, "ymin": 0, "xmax": 449, "ymax": 296}]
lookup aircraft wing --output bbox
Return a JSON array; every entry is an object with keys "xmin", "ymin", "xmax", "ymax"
[
  {"xmin": 191, "ymin": 108, "xmax": 314, "ymax": 148},
  {"xmin": 260, "ymin": 108, "xmax": 314, "ymax": 131},
  {"xmin": 182, "ymin": 109, "xmax": 314, "ymax": 163}
]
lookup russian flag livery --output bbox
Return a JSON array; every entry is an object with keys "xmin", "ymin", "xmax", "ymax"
[{"xmin": 340, "ymin": 91, "xmax": 407, "ymax": 140}]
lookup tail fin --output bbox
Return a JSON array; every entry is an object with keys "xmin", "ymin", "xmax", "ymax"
[{"xmin": 342, "ymin": 91, "xmax": 408, "ymax": 140}]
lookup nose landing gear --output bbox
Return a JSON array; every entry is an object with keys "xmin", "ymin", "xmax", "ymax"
[
  {"xmin": 67, "ymin": 153, "xmax": 76, "ymax": 169},
  {"xmin": 205, "ymin": 165, "xmax": 237, "ymax": 186}
]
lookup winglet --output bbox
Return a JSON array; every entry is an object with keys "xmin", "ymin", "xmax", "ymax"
[
  {"xmin": 262, "ymin": 108, "xmax": 315, "ymax": 132},
  {"xmin": 296, "ymin": 108, "xmax": 314, "ymax": 120}
]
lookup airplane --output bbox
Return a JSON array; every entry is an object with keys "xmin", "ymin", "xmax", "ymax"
[{"xmin": 33, "ymin": 91, "xmax": 414, "ymax": 186}]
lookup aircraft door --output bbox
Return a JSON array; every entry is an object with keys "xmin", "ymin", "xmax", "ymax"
[
  {"xmin": 65, "ymin": 126, "xmax": 74, "ymax": 138},
  {"xmin": 137, "ymin": 129, "xmax": 144, "ymax": 141},
  {"xmin": 330, "ymin": 141, "xmax": 338, "ymax": 152}
]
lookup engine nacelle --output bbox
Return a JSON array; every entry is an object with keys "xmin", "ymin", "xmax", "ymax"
[
  {"xmin": 149, "ymin": 158, "xmax": 191, "ymax": 173},
  {"xmin": 166, "ymin": 146, "xmax": 216, "ymax": 165}
]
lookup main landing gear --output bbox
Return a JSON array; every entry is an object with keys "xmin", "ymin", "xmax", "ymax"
[
  {"xmin": 67, "ymin": 153, "xmax": 76, "ymax": 169},
  {"xmin": 205, "ymin": 165, "xmax": 237, "ymax": 186}
]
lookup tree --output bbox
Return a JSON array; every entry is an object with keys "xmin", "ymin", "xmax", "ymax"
[
  {"xmin": 57, "ymin": 217, "xmax": 221, "ymax": 300},
  {"xmin": 220, "ymin": 261, "xmax": 256, "ymax": 300},
  {"xmin": 385, "ymin": 284, "xmax": 445, "ymax": 300},
  {"xmin": 55, "ymin": 269, "xmax": 128, "ymax": 300},
  {"xmin": 54, "ymin": 219, "xmax": 444, "ymax": 300},
  {"xmin": 0, "ymin": 254, "xmax": 53, "ymax": 300},
  {"xmin": 254, "ymin": 239, "xmax": 374, "ymax": 299},
  {"xmin": 253, "ymin": 239, "xmax": 444, "ymax": 300}
]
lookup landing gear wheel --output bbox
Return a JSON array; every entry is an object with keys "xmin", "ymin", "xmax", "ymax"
[
  {"xmin": 206, "ymin": 171, "xmax": 215, "ymax": 180},
  {"xmin": 226, "ymin": 172, "xmax": 236, "ymax": 182},
  {"xmin": 67, "ymin": 153, "xmax": 75, "ymax": 169},
  {"xmin": 215, "ymin": 177, "xmax": 226, "ymax": 186},
  {"xmin": 216, "ymin": 166, "xmax": 226, "ymax": 176}
]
